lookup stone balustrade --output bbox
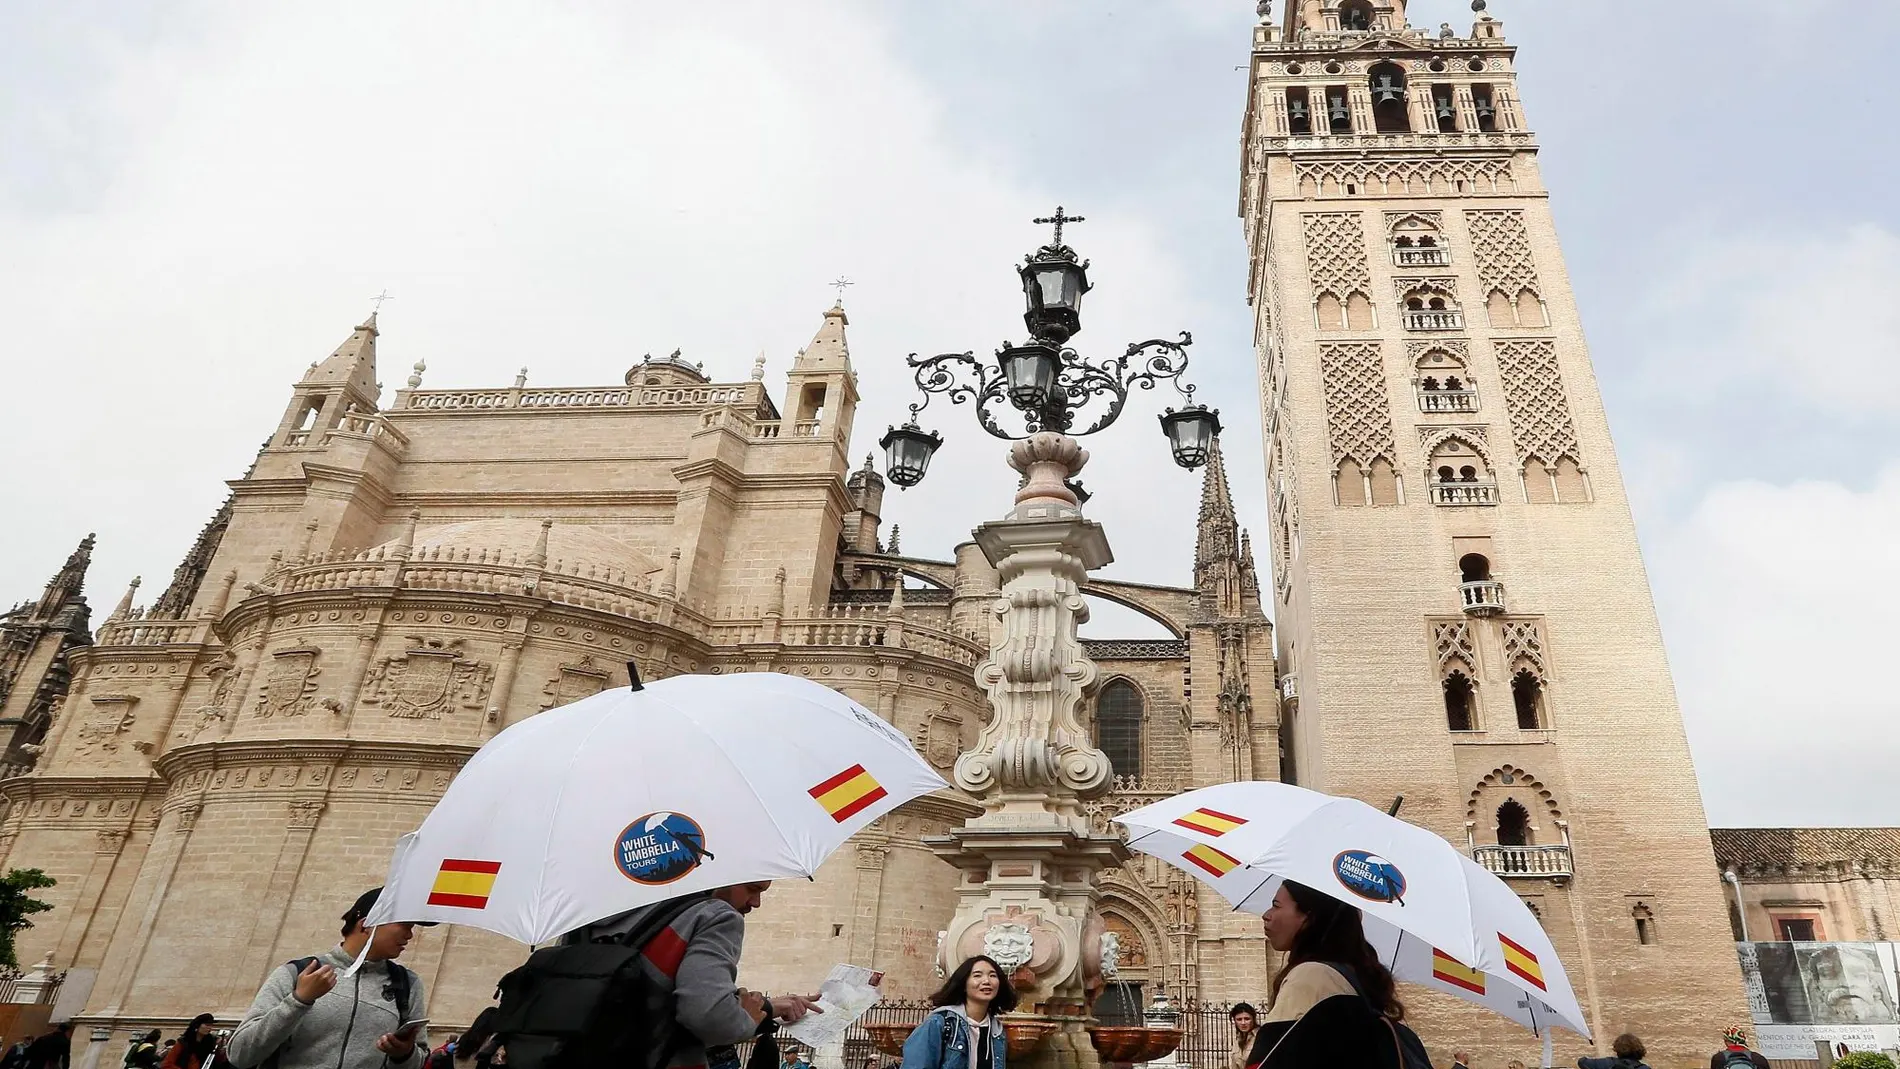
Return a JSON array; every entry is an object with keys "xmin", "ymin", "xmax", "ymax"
[
  {"xmin": 1417, "ymin": 387, "xmax": 1479, "ymax": 413},
  {"xmin": 1431, "ymin": 480, "xmax": 1497, "ymax": 506},
  {"xmin": 1403, "ymin": 309, "xmax": 1465, "ymax": 331},
  {"xmin": 1472, "ymin": 844, "xmax": 1573, "ymax": 878},
  {"xmin": 403, "ymin": 381, "xmax": 768, "ymax": 413},
  {"xmin": 1459, "ymin": 579, "xmax": 1506, "ymax": 616}
]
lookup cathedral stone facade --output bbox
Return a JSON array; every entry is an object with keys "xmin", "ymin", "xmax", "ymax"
[
  {"xmin": 0, "ymin": 301, "xmax": 1274, "ymax": 1048},
  {"xmin": 1241, "ymin": 0, "xmax": 1747, "ymax": 1063}
]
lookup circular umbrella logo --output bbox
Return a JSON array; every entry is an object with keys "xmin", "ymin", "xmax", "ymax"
[
  {"xmin": 1333, "ymin": 849, "xmax": 1407, "ymax": 904},
  {"xmin": 615, "ymin": 812, "xmax": 709, "ymax": 885}
]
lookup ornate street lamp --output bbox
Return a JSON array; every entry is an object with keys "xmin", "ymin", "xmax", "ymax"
[{"xmin": 883, "ymin": 207, "xmax": 1218, "ymax": 490}]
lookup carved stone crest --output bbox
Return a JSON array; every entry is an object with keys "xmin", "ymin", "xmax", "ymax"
[
  {"xmin": 74, "ymin": 695, "xmax": 139, "ymax": 755},
  {"xmin": 361, "ymin": 637, "xmax": 494, "ymax": 719},
  {"xmin": 257, "ymin": 647, "xmax": 321, "ymax": 717},
  {"xmin": 541, "ymin": 654, "xmax": 611, "ymax": 711}
]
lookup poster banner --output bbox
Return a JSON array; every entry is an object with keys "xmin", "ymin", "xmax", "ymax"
[
  {"xmin": 1742, "ymin": 942, "xmax": 1899, "ymax": 1026},
  {"xmin": 1756, "ymin": 1024, "xmax": 1900, "ymax": 1061}
]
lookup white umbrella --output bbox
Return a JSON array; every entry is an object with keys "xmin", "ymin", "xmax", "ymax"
[
  {"xmin": 364, "ymin": 671, "xmax": 949, "ymax": 945},
  {"xmin": 1112, "ymin": 782, "xmax": 1588, "ymax": 1038}
]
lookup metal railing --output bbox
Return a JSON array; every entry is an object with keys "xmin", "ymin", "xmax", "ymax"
[
  {"xmin": 1393, "ymin": 246, "xmax": 1451, "ymax": 267},
  {"xmin": 1429, "ymin": 480, "xmax": 1497, "ymax": 506},
  {"xmin": 0, "ymin": 968, "xmax": 64, "ymax": 1004},
  {"xmin": 1473, "ymin": 844, "xmax": 1574, "ymax": 878}
]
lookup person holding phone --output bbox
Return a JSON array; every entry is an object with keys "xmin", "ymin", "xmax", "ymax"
[{"xmin": 226, "ymin": 887, "xmax": 432, "ymax": 1069}]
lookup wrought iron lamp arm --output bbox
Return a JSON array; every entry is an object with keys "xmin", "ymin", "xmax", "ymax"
[{"xmin": 905, "ymin": 350, "xmax": 1017, "ymax": 441}]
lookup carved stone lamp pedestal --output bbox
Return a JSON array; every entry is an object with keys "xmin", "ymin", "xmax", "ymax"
[{"xmin": 927, "ymin": 434, "xmax": 1132, "ymax": 1069}]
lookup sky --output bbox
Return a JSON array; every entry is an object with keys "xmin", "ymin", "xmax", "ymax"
[{"xmin": 1, "ymin": 0, "xmax": 1894, "ymax": 827}]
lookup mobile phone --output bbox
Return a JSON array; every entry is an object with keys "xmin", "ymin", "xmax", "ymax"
[{"xmin": 395, "ymin": 1020, "xmax": 430, "ymax": 1040}]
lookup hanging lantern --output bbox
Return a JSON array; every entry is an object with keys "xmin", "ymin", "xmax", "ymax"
[
  {"xmin": 879, "ymin": 423, "xmax": 944, "ymax": 488},
  {"xmin": 1018, "ymin": 250, "xmax": 1091, "ymax": 345},
  {"xmin": 997, "ymin": 343, "xmax": 1061, "ymax": 413},
  {"xmin": 1159, "ymin": 406, "xmax": 1222, "ymax": 469}
]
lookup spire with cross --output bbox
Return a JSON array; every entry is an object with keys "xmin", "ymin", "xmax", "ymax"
[{"xmin": 829, "ymin": 276, "xmax": 854, "ymax": 305}]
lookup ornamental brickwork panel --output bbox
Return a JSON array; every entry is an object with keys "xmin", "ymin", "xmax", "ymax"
[
  {"xmin": 1318, "ymin": 343, "xmax": 1396, "ymax": 468},
  {"xmin": 1301, "ymin": 213, "xmax": 1372, "ymax": 301},
  {"xmin": 1495, "ymin": 339, "xmax": 1581, "ymax": 467},
  {"xmin": 1466, "ymin": 210, "xmax": 1543, "ymax": 300}
]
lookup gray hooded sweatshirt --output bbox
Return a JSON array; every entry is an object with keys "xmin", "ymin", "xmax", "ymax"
[
  {"xmin": 226, "ymin": 946, "xmax": 429, "ymax": 1069},
  {"xmin": 571, "ymin": 896, "xmax": 757, "ymax": 1069}
]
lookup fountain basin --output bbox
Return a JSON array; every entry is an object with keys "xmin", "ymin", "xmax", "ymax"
[
  {"xmin": 862, "ymin": 1018, "xmax": 1060, "ymax": 1060},
  {"xmin": 1086, "ymin": 1025, "xmax": 1184, "ymax": 1064}
]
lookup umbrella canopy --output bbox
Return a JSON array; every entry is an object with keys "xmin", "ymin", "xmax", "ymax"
[
  {"xmin": 1112, "ymin": 781, "xmax": 1588, "ymax": 1038},
  {"xmin": 365, "ymin": 671, "xmax": 948, "ymax": 945}
]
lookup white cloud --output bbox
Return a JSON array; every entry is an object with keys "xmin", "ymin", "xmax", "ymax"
[
  {"xmin": 1636, "ymin": 223, "xmax": 1900, "ymax": 415},
  {"xmin": 1652, "ymin": 464, "xmax": 1900, "ymax": 826},
  {"xmin": 0, "ymin": 1, "xmax": 1213, "ymax": 613}
]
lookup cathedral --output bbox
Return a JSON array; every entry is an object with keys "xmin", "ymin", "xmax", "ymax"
[
  {"xmin": 0, "ymin": 1, "xmax": 1751, "ymax": 1065},
  {"xmin": 0, "ymin": 300, "xmax": 1274, "ymax": 1039}
]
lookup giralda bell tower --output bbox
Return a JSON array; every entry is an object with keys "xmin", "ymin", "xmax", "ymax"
[{"xmin": 1240, "ymin": 0, "xmax": 1746, "ymax": 1059}]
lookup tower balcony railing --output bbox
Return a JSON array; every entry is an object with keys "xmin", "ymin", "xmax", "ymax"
[
  {"xmin": 1459, "ymin": 580, "xmax": 1506, "ymax": 616},
  {"xmin": 1416, "ymin": 387, "xmax": 1478, "ymax": 413},
  {"xmin": 1429, "ymin": 480, "xmax": 1497, "ymax": 506},
  {"xmin": 1472, "ymin": 844, "xmax": 1573, "ymax": 879},
  {"xmin": 1402, "ymin": 309, "xmax": 1465, "ymax": 331},
  {"xmin": 1393, "ymin": 247, "xmax": 1452, "ymax": 268}
]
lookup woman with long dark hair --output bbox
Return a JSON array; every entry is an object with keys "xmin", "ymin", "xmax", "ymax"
[
  {"xmin": 899, "ymin": 956, "xmax": 1017, "ymax": 1069},
  {"xmin": 158, "ymin": 1017, "xmax": 217, "ymax": 1069},
  {"xmin": 1244, "ymin": 881, "xmax": 1416, "ymax": 1069}
]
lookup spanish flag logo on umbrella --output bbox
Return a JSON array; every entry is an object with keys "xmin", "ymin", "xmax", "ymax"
[
  {"xmin": 1171, "ymin": 807, "xmax": 1248, "ymax": 837},
  {"xmin": 809, "ymin": 764, "xmax": 888, "ymax": 823},
  {"xmin": 1181, "ymin": 843, "xmax": 1242, "ymax": 879},
  {"xmin": 427, "ymin": 859, "xmax": 501, "ymax": 910},
  {"xmin": 1499, "ymin": 932, "xmax": 1547, "ymax": 991},
  {"xmin": 1431, "ymin": 948, "xmax": 1487, "ymax": 995}
]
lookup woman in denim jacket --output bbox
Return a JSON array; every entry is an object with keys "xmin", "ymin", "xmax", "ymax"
[{"xmin": 900, "ymin": 956, "xmax": 1016, "ymax": 1069}]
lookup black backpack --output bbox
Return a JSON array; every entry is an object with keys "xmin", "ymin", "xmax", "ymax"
[
  {"xmin": 492, "ymin": 895, "xmax": 709, "ymax": 1069},
  {"xmin": 1327, "ymin": 964, "xmax": 1433, "ymax": 1069}
]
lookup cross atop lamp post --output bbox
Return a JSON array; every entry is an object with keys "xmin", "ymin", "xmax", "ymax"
[
  {"xmin": 878, "ymin": 213, "xmax": 1222, "ymax": 498},
  {"xmin": 897, "ymin": 216, "xmax": 1202, "ymax": 1069}
]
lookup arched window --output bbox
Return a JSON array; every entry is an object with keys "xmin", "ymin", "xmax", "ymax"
[
  {"xmin": 1459, "ymin": 554, "xmax": 1491, "ymax": 583},
  {"xmin": 1368, "ymin": 63, "xmax": 1409, "ymax": 132},
  {"xmin": 1338, "ymin": 0, "xmax": 1374, "ymax": 30},
  {"xmin": 1496, "ymin": 799, "xmax": 1531, "ymax": 846},
  {"xmin": 1512, "ymin": 669, "xmax": 1544, "ymax": 729},
  {"xmin": 1097, "ymin": 680, "xmax": 1143, "ymax": 778},
  {"xmin": 1443, "ymin": 671, "xmax": 1475, "ymax": 731}
]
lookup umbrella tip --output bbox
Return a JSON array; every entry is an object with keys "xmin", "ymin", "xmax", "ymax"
[{"xmin": 626, "ymin": 660, "xmax": 644, "ymax": 691}]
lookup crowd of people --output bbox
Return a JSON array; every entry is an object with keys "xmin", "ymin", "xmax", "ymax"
[{"xmin": 0, "ymin": 879, "xmax": 1797, "ymax": 1069}]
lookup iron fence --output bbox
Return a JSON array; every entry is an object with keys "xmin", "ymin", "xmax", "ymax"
[{"xmin": 0, "ymin": 969, "xmax": 64, "ymax": 1005}]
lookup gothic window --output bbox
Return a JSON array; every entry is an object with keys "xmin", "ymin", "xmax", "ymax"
[
  {"xmin": 1399, "ymin": 284, "xmax": 1462, "ymax": 330},
  {"xmin": 1496, "ymin": 799, "xmax": 1532, "ymax": 846},
  {"xmin": 1096, "ymin": 679, "xmax": 1143, "ymax": 779},
  {"xmin": 1389, "ymin": 214, "xmax": 1449, "ymax": 268},
  {"xmin": 1444, "ymin": 671, "xmax": 1476, "ymax": 731},
  {"xmin": 1368, "ymin": 63, "xmax": 1409, "ymax": 133},
  {"xmin": 1286, "ymin": 87, "xmax": 1313, "ymax": 134},
  {"xmin": 1426, "ymin": 436, "xmax": 1495, "ymax": 505},
  {"xmin": 1511, "ymin": 669, "xmax": 1545, "ymax": 729},
  {"xmin": 1414, "ymin": 348, "xmax": 1476, "ymax": 411}
]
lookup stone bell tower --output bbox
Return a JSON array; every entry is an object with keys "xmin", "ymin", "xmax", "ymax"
[{"xmin": 1241, "ymin": 1, "xmax": 1746, "ymax": 1062}]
